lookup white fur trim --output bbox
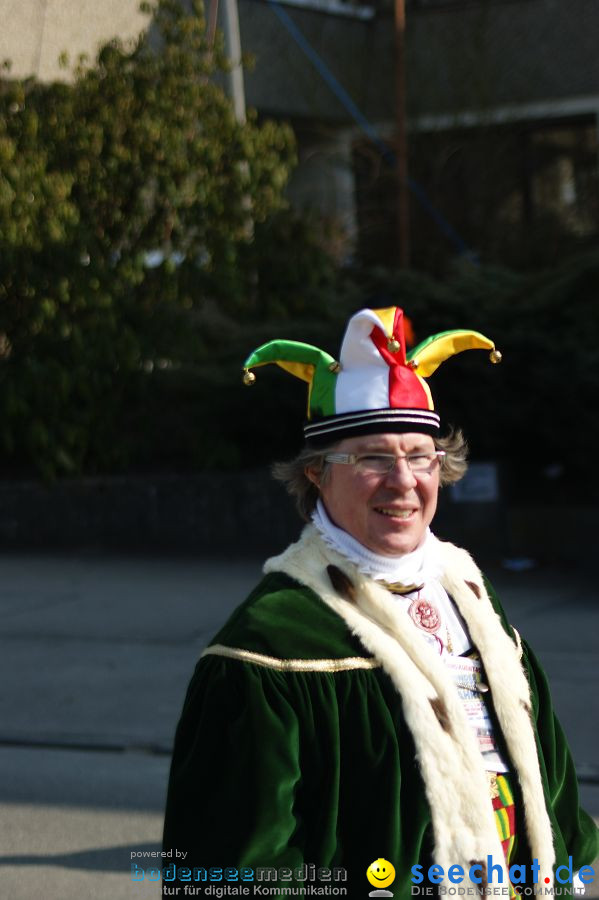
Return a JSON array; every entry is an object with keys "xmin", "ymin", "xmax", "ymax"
[{"xmin": 264, "ymin": 526, "xmax": 555, "ymax": 886}]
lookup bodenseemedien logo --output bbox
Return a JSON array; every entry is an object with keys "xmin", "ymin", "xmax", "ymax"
[{"xmin": 130, "ymin": 859, "xmax": 349, "ymax": 895}]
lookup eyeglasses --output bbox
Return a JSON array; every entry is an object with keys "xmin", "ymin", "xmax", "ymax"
[{"xmin": 324, "ymin": 451, "xmax": 445, "ymax": 476}]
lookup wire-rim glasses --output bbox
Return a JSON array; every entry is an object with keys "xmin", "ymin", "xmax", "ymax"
[{"xmin": 324, "ymin": 450, "xmax": 445, "ymax": 476}]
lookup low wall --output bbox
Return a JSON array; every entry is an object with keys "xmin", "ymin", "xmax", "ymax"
[
  {"xmin": 0, "ymin": 470, "xmax": 591, "ymax": 563},
  {"xmin": 0, "ymin": 470, "xmax": 298, "ymax": 556}
]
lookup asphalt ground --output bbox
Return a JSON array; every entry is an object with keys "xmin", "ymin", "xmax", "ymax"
[{"xmin": 0, "ymin": 552, "xmax": 597, "ymax": 900}]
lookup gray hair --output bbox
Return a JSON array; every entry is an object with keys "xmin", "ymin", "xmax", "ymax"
[{"xmin": 272, "ymin": 429, "xmax": 468, "ymax": 522}]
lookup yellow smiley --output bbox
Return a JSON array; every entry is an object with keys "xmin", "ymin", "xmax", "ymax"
[{"xmin": 366, "ymin": 857, "xmax": 396, "ymax": 889}]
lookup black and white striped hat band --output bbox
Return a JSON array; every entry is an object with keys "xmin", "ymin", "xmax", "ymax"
[{"xmin": 304, "ymin": 408, "xmax": 441, "ymax": 444}]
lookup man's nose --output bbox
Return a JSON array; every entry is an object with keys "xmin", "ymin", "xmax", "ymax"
[{"xmin": 384, "ymin": 457, "xmax": 418, "ymax": 489}]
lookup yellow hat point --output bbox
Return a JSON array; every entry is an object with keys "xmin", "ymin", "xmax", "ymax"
[
  {"xmin": 387, "ymin": 338, "xmax": 401, "ymax": 353},
  {"xmin": 489, "ymin": 349, "xmax": 502, "ymax": 364},
  {"xmin": 243, "ymin": 369, "xmax": 256, "ymax": 385}
]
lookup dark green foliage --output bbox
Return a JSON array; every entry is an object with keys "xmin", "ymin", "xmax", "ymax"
[
  {"xmin": 0, "ymin": 0, "xmax": 297, "ymax": 477},
  {"xmin": 0, "ymin": 2, "xmax": 597, "ymax": 489}
]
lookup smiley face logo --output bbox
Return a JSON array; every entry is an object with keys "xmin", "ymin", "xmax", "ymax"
[{"xmin": 366, "ymin": 857, "xmax": 396, "ymax": 890}]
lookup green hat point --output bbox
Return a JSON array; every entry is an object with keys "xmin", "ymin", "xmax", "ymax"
[{"xmin": 243, "ymin": 340, "xmax": 339, "ymax": 418}]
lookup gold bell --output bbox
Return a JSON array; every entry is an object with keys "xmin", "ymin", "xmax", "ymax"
[
  {"xmin": 243, "ymin": 369, "xmax": 256, "ymax": 385},
  {"xmin": 328, "ymin": 361, "xmax": 342, "ymax": 374},
  {"xmin": 489, "ymin": 349, "xmax": 502, "ymax": 364},
  {"xmin": 387, "ymin": 338, "xmax": 401, "ymax": 353}
]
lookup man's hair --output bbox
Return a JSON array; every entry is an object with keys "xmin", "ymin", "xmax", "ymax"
[{"xmin": 272, "ymin": 429, "xmax": 468, "ymax": 522}]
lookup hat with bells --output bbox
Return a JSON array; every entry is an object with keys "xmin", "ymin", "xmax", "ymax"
[{"xmin": 243, "ymin": 307, "xmax": 501, "ymax": 445}]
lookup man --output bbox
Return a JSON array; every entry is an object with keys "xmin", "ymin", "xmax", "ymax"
[{"xmin": 163, "ymin": 307, "xmax": 597, "ymax": 898}]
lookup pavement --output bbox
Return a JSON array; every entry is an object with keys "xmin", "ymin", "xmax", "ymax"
[{"xmin": 0, "ymin": 551, "xmax": 597, "ymax": 900}]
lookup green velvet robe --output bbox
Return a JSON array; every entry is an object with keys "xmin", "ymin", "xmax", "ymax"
[{"xmin": 163, "ymin": 542, "xmax": 597, "ymax": 898}]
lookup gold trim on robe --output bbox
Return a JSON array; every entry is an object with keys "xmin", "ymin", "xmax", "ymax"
[{"xmin": 202, "ymin": 643, "xmax": 381, "ymax": 672}]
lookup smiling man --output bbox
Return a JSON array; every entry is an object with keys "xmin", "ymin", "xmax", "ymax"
[
  {"xmin": 311, "ymin": 432, "xmax": 441, "ymax": 557},
  {"xmin": 163, "ymin": 308, "xmax": 597, "ymax": 899}
]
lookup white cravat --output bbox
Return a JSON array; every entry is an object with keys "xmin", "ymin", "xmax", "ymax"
[{"xmin": 312, "ymin": 498, "xmax": 471, "ymax": 656}]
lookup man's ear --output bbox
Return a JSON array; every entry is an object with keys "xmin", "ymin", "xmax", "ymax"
[{"xmin": 305, "ymin": 465, "xmax": 320, "ymax": 489}]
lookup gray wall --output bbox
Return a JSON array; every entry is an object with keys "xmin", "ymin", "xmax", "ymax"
[
  {"xmin": 3, "ymin": 0, "xmax": 598, "ymax": 123},
  {"xmin": 0, "ymin": 471, "xmax": 590, "ymax": 565},
  {"xmin": 241, "ymin": 0, "xmax": 599, "ymax": 123}
]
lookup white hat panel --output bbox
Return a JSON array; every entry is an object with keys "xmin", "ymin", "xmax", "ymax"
[
  {"xmin": 336, "ymin": 308, "xmax": 391, "ymax": 413},
  {"xmin": 335, "ymin": 367, "xmax": 389, "ymax": 414},
  {"xmin": 339, "ymin": 308, "xmax": 388, "ymax": 368}
]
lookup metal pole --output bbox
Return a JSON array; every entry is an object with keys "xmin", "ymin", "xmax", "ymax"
[
  {"xmin": 220, "ymin": 0, "xmax": 247, "ymax": 124},
  {"xmin": 207, "ymin": 0, "xmax": 220, "ymax": 49},
  {"xmin": 218, "ymin": 0, "xmax": 253, "ymax": 243},
  {"xmin": 394, "ymin": 0, "xmax": 410, "ymax": 267}
]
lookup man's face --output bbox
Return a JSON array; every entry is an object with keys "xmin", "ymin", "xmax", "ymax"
[{"xmin": 313, "ymin": 432, "xmax": 440, "ymax": 557}]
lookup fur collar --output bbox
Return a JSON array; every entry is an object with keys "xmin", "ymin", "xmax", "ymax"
[{"xmin": 264, "ymin": 525, "xmax": 555, "ymax": 888}]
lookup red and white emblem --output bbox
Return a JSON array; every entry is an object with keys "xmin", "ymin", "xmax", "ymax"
[{"xmin": 408, "ymin": 596, "xmax": 441, "ymax": 633}]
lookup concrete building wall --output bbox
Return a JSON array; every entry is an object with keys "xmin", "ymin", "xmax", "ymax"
[
  {"xmin": 285, "ymin": 123, "xmax": 359, "ymax": 252},
  {"xmin": 2, "ymin": 0, "xmax": 598, "ymax": 257},
  {"xmin": 2, "ymin": 0, "xmax": 599, "ymax": 122},
  {"xmin": 238, "ymin": 1, "xmax": 395, "ymax": 122},
  {"xmin": 407, "ymin": 0, "xmax": 599, "ymax": 119},
  {"xmin": 0, "ymin": 0, "xmax": 149, "ymax": 81}
]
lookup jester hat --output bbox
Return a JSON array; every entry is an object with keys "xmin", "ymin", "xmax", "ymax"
[{"xmin": 243, "ymin": 307, "xmax": 501, "ymax": 445}]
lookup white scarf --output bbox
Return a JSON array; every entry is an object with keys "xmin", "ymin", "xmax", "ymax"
[{"xmin": 312, "ymin": 499, "xmax": 471, "ymax": 656}]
